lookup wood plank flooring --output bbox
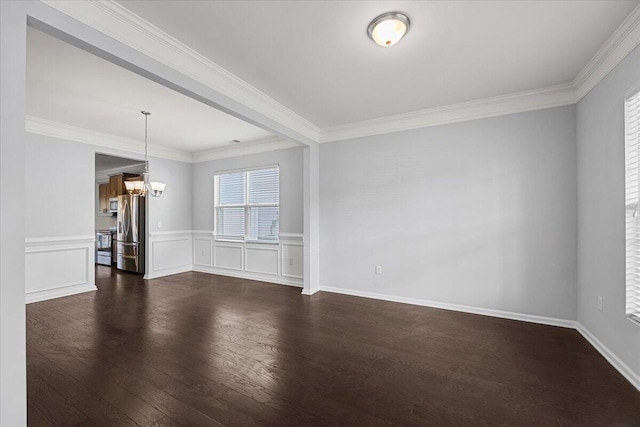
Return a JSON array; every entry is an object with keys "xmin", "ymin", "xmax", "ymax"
[{"xmin": 27, "ymin": 266, "xmax": 640, "ymax": 426}]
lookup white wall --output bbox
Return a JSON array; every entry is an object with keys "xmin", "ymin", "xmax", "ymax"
[
  {"xmin": 320, "ymin": 106, "xmax": 578, "ymax": 321},
  {"xmin": 1, "ymin": 1, "xmax": 27, "ymax": 424},
  {"xmin": 576, "ymin": 45, "xmax": 640, "ymax": 381},
  {"xmin": 24, "ymin": 132, "xmax": 194, "ymax": 293},
  {"xmin": 26, "ymin": 133, "xmax": 95, "ymax": 238},
  {"xmin": 146, "ymin": 156, "xmax": 194, "ymax": 279}
]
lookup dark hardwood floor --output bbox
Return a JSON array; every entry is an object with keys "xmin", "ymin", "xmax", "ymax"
[{"xmin": 26, "ymin": 266, "xmax": 639, "ymax": 426}]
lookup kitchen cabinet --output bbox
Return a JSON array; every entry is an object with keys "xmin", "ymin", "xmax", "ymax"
[
  {"xmin": 109, "ymin": 175, "xmax": 125, "ymax": 197},
  {"xmin": 109, "ymin": 173, "xmax": 142, "ymax": 197},
  {"xmin": 98, "ymin": 183, "xmax": 109, "ymax": 213}
]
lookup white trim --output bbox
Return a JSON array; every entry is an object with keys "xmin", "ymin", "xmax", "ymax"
[
  {"xmin": 244, "ymin": 244, "xmax": 280, "ymax": 276},
  {"xmin": 213, "ymin": 242, "xmax": 244, "ymax": 271},
  {"xmin": 192, "ymin": 230, "xmax": 215, "ymax": 236},
  {"xmin": 26, "ymin": 115, "xmax": 303, "ymax": 163},
  {"xmin": 25, "ymin": 236, "xmax": 97, "ymax": 304},
  {"xmin": 39, "ymin": 2, "xmax": 640, "ymax": 144},
  {"xmin": 574, "ymin": 4, "xmax": 640, "ymax": 101},
  {"xmin": 26, "ymin": 282, "xmax": 97, "ymax": 304},
  {"xmin": 320, "ymin": 286, "xmax": 577, "ymax": 328},
  {"xmin": 279, "ymin": 232, "xmax": 304, "ymax": 242},
  {"xmin": 316, "ymin": 285, "xmax": 640, "ymax": 391},
  {"xmin": 26, "ymin": 116, "xmax": 193, "ymax": 162},
  {"xmin": 40, "ymin": 0, "xmax": 320, "ymax": 143},
  {"xmin": 25, "ymin": 235, "xmax": 94, "ymax": 246},
  {"xmin": 320, "ymin": 84, "xmax": 577, "ymax": 143},
  {"xmin": 576, "ymin": 324, "xmax": 640, "ymax": 392},
  {"xmin": 192, "ymin": 265, "xmax": 302, "ymax": 288},
  {"xmin": 193, "ymin": 137, "xmax": 300, "ymax": 163},
  {"xmin": 145, "ymin": 264, "xmax": 192, "ymax": 280},
  {"xmin": 148, "ymin": 230, "xmax": 193, "ymax": 237}
]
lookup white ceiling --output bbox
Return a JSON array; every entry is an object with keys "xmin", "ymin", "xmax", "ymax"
[
  {"xmin": 26, "ymin": 27, "xmax": 274, "ymax": 153},
  {"xmin": 116, "ymin": 0, "xmax": 639, "ymax": 128}
]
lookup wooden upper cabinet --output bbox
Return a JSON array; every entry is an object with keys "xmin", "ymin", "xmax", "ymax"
[
  {"xmin": 109, "ymin": 173, "xmax": 143, "ymax": 197},
  {"xmin": 109, "ymin": 175, "xmax": 125, "ymax": 197},
  {"xmin": 98, "ymin": 183, "xmax": 109, "ymax": 213}
]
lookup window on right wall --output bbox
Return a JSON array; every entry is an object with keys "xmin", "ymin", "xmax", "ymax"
[{"xmin": 625, "ymin": 87, "xmax": 640, "ymax": 325}]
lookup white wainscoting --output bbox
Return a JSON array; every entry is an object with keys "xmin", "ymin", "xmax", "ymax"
[
  {"xmin": 146, "ymin": 230, "xmax": 193, "ymax": 279},
  {"xmin": 25, "ymin": 235, "xmax": 97, "ymax": 304},
  {"xmin": 192, "ymin": 231, "xmax": 303, "ymax": 287}
]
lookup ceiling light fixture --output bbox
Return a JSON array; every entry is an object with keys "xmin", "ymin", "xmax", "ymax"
[
  {"xmin": 367, "ymin": 12, "xmax": 410, "ymax": 47},
  {"xmin": 124, "ymin": 111, "xmax": 166, "ymax": 197}
]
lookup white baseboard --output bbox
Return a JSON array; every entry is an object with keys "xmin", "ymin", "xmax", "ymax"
[
  {"xmin": 576, "ymin": 324, "xmax": 640, "ymax": 392},
  {"xmin": 145, "ymin": 264, "xmax": 192, "ymax": 280},
  {"xmin": 26, "ymin": 283, "xmax": 97, "ymax": 304},
  {"xmin": 320, "ymin": 286, "xmax": 577, "ymax": 328},
  {"xmin": 192, "ymin": 265, "xmax": 303, "ymax": 288},
  {"xmin": 301, "ymin": 288, "xmax": 319, "ymax": 295},
  {"xmin": 319, "ymin": 285, "xmax": 640, "ymax": 392}
]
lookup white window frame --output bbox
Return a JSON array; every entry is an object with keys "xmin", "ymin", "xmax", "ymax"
[
  {"xmin": 214, "ymin": 165, "xmax": 280, "ymax": 244},
  {"xmin": 625, "ymin": 84, "xmax": 640, "ymax": 326}
]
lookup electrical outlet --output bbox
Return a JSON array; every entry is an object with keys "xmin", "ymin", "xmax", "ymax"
[
  {"xmin": 597, "ymin": 296, "xmax": 603, "ymax": 311},
  {"xmin": 157, "ymin": 221, "xmax": 163, "ymax": 229},
  {"xmin": 288, "ymin": 258, "xmax": 293, "ymax": 266},
  {"xmin": 375, "ymin": 265, "xmax": 383, "ymax": 275}
]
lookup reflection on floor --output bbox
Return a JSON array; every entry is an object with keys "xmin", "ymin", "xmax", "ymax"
[{"xmin": 26, "ymin": 265, "xmax": 640, "ymax": 426}]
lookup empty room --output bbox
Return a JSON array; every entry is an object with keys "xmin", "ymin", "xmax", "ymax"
[{"xmin": 1, "ymin": 0, "xmax": 640, "ymax": 426}]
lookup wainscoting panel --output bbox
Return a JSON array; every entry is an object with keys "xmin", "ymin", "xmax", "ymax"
[
  {"xmin": 25, "ymin": 236, "xmax": 96, "ymax": 303},
  {"xmin": 245, "ymin": 245, "xmax": 279, "ymax": 276},
  {"xmin": 147, "ymin": 231, "xmax": 193, "ymax": 279},
  {"xmin": 281, "ymin": 242, "xmax": 304, "ymax": 279},
  {"xmin": 193, "ymin": 237, "xmax": 213, "ymax": 267},
  {"xmin": 192, "ymin": 231, "xmax": 303, "ymax": 287},
  {"xmin": 214, "ymin": 243, "xmax": 244, "ymax": 271}
]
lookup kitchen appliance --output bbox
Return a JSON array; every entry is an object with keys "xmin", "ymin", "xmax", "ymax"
[
  {"xmin": 109, "ymin": 198, "xmax": 119, "ymax": 213},
  {"xmin": 96, "ymin": 231, "xmax": 112, "ymax": 266},
  {"xmin": 116, "ymin": 194, "xmax": 145, "ymax": 274}
]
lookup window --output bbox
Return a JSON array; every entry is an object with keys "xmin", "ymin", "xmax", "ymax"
[
  {"xmin": 214, "ymin": 166, "xmax": 279, "ymax": 242},
  {"xmin": 625, "ymin": 88, "xmax": 640, "ymax": 325}
]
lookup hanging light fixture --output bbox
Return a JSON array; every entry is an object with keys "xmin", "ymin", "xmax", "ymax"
[
  {"xmin": 125, "ymin": 111, "xmax": 166, "ymax": 197},
  {"xmin": 367, "ymin": 12, "xmax": 410, "ymax": 47}
]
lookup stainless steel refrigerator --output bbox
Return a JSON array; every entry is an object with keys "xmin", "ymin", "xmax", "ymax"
[{"xmin": 116, "ymin": 194, "xmax": 145, "ymax": 274}]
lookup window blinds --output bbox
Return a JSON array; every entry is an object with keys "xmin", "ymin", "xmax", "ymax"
[
  {"xmin": 214, "ymin": 167, "xmax": 279, "ymax": 242},
  {"xmin": 216, "ymin": 172, "xmax": 246, "ymax": 238},
  {"xmin": 247, "ymin": 168, "xmax": 279, "ymax": 241},
  {"xmin": 625, "ymin": 89, "xmax": 640, "ymax": 324}
]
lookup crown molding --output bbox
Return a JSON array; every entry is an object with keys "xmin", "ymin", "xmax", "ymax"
[
  {"xmin": 320, "ymin": 84, "xmax": 576, "ymax": 142},
  {"xmin": 25, "ymin": 115, "xmax": 300, "ymax": 163},
  {"xmin": 37, "ymin": 1, "xmax": 640, "ymax": 145},
  {"xmin": 25, "ymin": 115, "xmax": 194, "ymax": 162},
  {"xmin": 573, "ymin": 3, "xmax": 640, "ymax": 101},
  {"xmin": 40, "ymin": 0, "xmax": 320, "ymax": 143},
  {"xmin": 192, "ymin": 136, "xmax": 300, "ymax": 163}
]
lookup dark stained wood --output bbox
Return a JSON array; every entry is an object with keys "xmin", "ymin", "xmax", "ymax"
[{"xmin": 26, "ymin": 266, "xmax": 640, "ymax": 426}]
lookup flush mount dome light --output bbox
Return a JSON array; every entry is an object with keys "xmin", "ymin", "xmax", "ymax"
[{"xmin": 367, "ymin": 12, "xmax": 410, "ymax": 47}]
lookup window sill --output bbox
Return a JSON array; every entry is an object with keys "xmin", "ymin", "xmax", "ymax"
[
  {"xmin": 214, "ymin": 238, "xmax": 279, "ymax": 245},
  {"xmin": 626, "ymin": 314, "xmax": 640, "ymax": 327}
]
